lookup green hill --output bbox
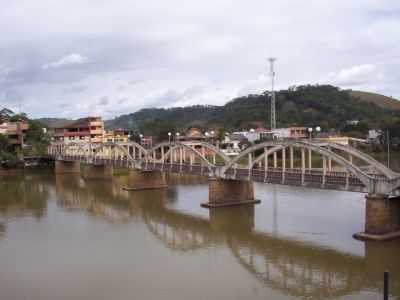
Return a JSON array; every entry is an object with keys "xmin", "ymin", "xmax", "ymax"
[
  {"xmin": 350, "ymin": 90, "xmax": 400, "ymax": 111},
  {"xmin": 36, "ymin": 118, "xmax": 72, "ymax": 128},
  {"xmin": 105, "ymin": 85, "xmax": 400, "ymax": 139}
]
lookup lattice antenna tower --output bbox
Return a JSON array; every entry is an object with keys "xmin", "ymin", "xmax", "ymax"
[{"xmin": 268, "ymin": 57, "xmax": 276, "ymax": 130}]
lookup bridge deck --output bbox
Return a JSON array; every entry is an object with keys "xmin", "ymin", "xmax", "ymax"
[{"xmin": 54, "ymin": 155, "xmax": 381, "ymax": 193}]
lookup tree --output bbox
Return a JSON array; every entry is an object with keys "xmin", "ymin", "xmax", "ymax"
[
  {"xmin": 0, "ymin": 134, "xmax": 18, "ymax": 168},
  {"xmin": 24, "ymin": 120, "xmax": 49, "ymax": 155}
]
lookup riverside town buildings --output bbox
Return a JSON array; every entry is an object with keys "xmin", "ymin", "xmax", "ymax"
[
  {"xmin": 0, "ymin": 120, "xmax": 29, "ymax": 147},
  {"xmin": 103, "ymin": 129, "xmax": 130, "ymax": 143},
  {"xmin": 53, "ymin": 117, "xmax": 104, "ymax": 144}
]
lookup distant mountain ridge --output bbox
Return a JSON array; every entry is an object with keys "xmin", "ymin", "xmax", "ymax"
[
  {"xmin": 105, "ymin": 85, "xmax": 400, "ymax": 136},
  {"xmin": 31, "ymin": 85, "xmax": 400, "ymax": 135},
  {"xmin": 0, "ymin": 108, "xmax": 15, "ymax": 120},
  {"xmin": 36, "ymin": 118, "xmax": 72, "ymax": 128}
]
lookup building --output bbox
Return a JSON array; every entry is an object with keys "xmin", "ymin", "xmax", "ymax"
[
  {"xmin": 259, "ymin": 127, "xmax": 308, "ymax": 140},
  {"xmin": 0, "ymin": 121, "xmax": 29, "ymax": 146},
  {"xmin": 141, "ymin": 136, "xmax": 153, "ymax": 149},
  {"xmin": 103, "ymin": 129, "xmax": 129, "ymax": 143},
  {"xmin": 53, "ymin": 117, "xmax": 104, "ymax": 144},
  {"xmin": 0, "ymin": 123, "xmax": 7, "ymax": 135},
  {"xmin": 232, "ymin": 130, "xmax": 260, "ymax": 143},
  {"xmin": 368, "ymin": 129, "xmax": 382, "ymax": 141},
  {"xmin": 220, "ymin": 133, "xmax": 249, "ymax": 156},
  {"xmin": 315, "ymin": 136, "xmax": 367, "ymax": 146},
  {"xmin": 179, "ymin": 128, "xmax": 206, "ymax": 142}
]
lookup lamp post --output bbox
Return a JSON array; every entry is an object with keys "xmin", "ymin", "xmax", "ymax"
[
  {"xmin": 316, "ymin": 126, "xmax": 321, "ymax": 137},
  {"xmin": 210, "ymin": 130, "xmax": 215, "ymax": 145},
  {"xmin": 308, "ymin": 128, "xmax": 313, "ymax": 142},
  {"xmin": 308, "ymin": 126, "xmax": 321, "ymax": 142},
  {"xmin": 139, "ymin": 134, "xmax": 143, "ymax": 145},
  {"xmin": 176, "ymin": 132, "xmax": 180, "ymax": 141},
  {"xmin": 205, "ymin": 131, "xmax": 209, "ymax": 141},
  {"xmin": 168, "ymin": 132, "xmax": 172, "ymax": 143}
]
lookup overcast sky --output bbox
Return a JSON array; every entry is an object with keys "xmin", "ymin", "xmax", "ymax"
[{"xmin": 1, "ymin": 0, "xmax": 399, "ymax": 119}]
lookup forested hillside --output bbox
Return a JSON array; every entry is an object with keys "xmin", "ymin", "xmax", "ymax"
[{"xmin": 106, "ymin": 85, "xmax": 400, "ymax": 138}]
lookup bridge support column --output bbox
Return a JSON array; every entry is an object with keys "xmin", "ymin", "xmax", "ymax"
[
  {"xmin": 354, "ymin": 194, "xmax": 400, "ymax": 240},
  {"xmin": 83, "ymin": 164, "xmax": 113, "ymax": 179},
  {"xmin": 55, "ymin": 160, "xmax": 80, "ymax": 175},
  {"xmin": 123, "ymin": 170, "xmax": 168, "ymax": 191},
  {"xmin": 201, "ymin": 177, "xmax": 260, "ymax": 208}
]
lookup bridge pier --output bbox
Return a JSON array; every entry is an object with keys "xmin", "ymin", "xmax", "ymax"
[
  {"xmin": 123, "ymin": 170, "xmax": 168, "ymax": 191},
  {"xmin": 201, "ymin": 177, "xmax": 260, "ymax": 208},
  {"xmin": 354, "ymin": 194, "xmax": 400, "ymax": 240},
  {"xmin": 55, "ymin": 160, "xmax": 80, "ymax": 175},
  {"xmin": 83, "ymin": 164, "xmax": 113, "ymax": 179}
]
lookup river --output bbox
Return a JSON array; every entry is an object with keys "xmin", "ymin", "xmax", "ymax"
[{"xmin": 0, "ymin": 170, "xmax": 399, "ymax": 300}]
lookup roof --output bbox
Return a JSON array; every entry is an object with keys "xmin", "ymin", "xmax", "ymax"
[
  {"xmin": 253, "ymin": 127, "xmax": 269, "ymax": 133},
  {"xmin": 55, "ymin": 117, "xmax": 102, "ymax": 129}
]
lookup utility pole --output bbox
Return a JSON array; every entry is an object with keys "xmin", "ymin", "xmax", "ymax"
[
  {"xmin": 268, "ymin": 57, "xmax": 277, "ymax": 130},
  {"xmin": 387, "ymin": 129, "xmax": 390, "ymax": 168}
]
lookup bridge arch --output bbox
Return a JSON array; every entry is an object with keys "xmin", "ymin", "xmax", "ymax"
[
  {"xmin": 54, "ymin": 142, "xmax": 92, "ymax": 160},
  {"xmin": 323, "ymin": 142, "xmax": 397, "ymax": 179},
  {"xmin": 147, "ymin": 141, "xmax": 230, "ymax": 164},
  {"xmin": 145, "ymin": 142, "xmax": 215, "ymax": 176},
  {"xmin": 91, "ymin": 142, "xmax": 139, "ymax": 166},
  {"xmin": 221, "ymin": 140, "xmax": 383, "ymax": 192}
]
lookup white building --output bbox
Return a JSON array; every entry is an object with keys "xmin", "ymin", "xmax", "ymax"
[
  {"xmin": 232, "ymin": 131, "xmax": 260, "ymax": 143},
  {"xmin": 368, "ymin": 129, "xmax": 382, "ymax": 141}
]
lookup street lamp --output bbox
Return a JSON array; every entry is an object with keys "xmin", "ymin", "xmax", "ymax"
[
  {"xmin": 308, "ymin": 126, "xmax": 321, "ymax": 142},
  {"xmin": 139, "ymin": 134, "xmax": 143, "ymax": 145},
  {"xmin": 210, "ymin": 130, "xmax": 215, "ymax": 144},
  {"xmin": 176, "ymin": 132, "xmax": 180, "ymax": 141},
  {"xmin": 308, "ymin": 127, "xmax": 313, "ymax": 142},
  {"xmin": 315, "ymin": 126, "xmax": 321, "ymax": 139},
  {"xmin": 168, "ymin": 132, "xmax": 172, "ymax": 143}
]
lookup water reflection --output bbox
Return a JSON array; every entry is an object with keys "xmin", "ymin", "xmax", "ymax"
[
  {"xmin": 55, "ymin": 174, "xmax": 400, "ymax": 299},
  {"xmin": 0, "ymin": 174, "xmax": 49, "ymax": 221},
  {"xmin": 55, "ymin": 175, "xmax": 138, "ymax": 223},
  {"xmin": 0, "ymin": 172, "xmax": 399, "ymax": 299}
]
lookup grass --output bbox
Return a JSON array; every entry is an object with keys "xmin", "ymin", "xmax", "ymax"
[{"xmin": 350, "ymin": 90, "xmax": 400, "ymax": 111}]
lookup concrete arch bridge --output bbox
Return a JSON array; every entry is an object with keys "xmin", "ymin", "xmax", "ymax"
[{"xmin": 48, "ymin": 140, "xmax": 400, "ymax": 239}]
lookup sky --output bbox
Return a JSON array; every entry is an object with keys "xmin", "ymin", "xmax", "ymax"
[{"xmin": 0, "ymin": 0, "xmax": 399, "ymax": 119}]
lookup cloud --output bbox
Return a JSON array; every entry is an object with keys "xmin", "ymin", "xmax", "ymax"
[
  {"xmin": 0, "ymin": 65, "xmax": 9, "ymax": 76},
  {"xmin": 325, "ymin": 64, "xmax": 387, "ymax": 93},
  {"xmin": 42, "ymin": 53, "xmax": 88, "ymax": 70},
  {"xmin": 330, "ymin": 64, "xmax": 375, "ymax": 85},
  {"xmin": 62, "ymin": 84, "xmax": 88, "ymax": 93},
  {"xmin": 118, "ymin": 97, "xmax": 128, "ymax": 104},
  {"xmin": 98, "ymin": 96, "xmax": 109, "ymax": 106},
  {"xmin": 0, "ymin": 0, "xmax": 399, "ymax": 119},
  {"xmin": 0, "ymin": 65, "xmax": 10, "ymax": 83}
]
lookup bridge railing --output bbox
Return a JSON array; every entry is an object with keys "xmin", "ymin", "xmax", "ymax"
[{"xmin": 48, "ymin": 140, "xmax": 400, "ymax": 194}]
